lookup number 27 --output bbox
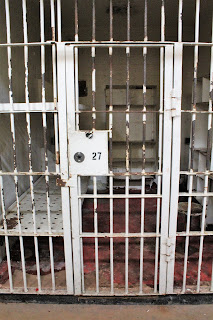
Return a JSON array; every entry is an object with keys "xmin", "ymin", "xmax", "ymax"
[{"xmin": 92, "ymin": 152, "xmax": 101, "ymax": 160}]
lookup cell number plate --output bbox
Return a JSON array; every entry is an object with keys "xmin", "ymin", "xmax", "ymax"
[{"xmin": 69, "ymin": 131, "xmax": 109, "ymax": 175}]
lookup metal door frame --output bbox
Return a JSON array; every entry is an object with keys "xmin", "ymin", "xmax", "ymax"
[
  {"xmin": 166, "ymin": 43, "xmax": 183, "ymax": 294},
  {"xmin": 57, "ymin": 42, "xmax": 180, "ymax": 295}
]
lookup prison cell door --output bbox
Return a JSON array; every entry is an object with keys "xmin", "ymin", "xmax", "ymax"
[{"xmin": 57, "ymin": 43, "xmax": 180, "ymax": 295}]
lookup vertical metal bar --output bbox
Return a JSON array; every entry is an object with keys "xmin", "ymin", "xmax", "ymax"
[
  {"xmin": 109, "ymin": 175, "xmax": 114, "ymax": 293},
  {"xmin": 74, "ymin": 0, "xmax": 82, "ymax": 292},
  {"xmin": 91, "ymin": 0, "xmax": 96, "ymax": 130},
  {"xmin": 57, "ymin": 0, "xmax": 61, "ymax": 42},
  {"xmin": 125, "ymin": 0, "xmax": 130, "ymax": 295},
  {"xmin": 182, "ymin": 0, "xmax": 200, "ymax": 293},
  {"xmin": 197, "ymin": 175, "xmax": 208, "ymax": 292},
  {"xmin": 93, "ymin": 177, "xmax": 99, "ymax": 293},
  {"xmin": 167, "ymin": 43, "xmax": 183, "ymax": 294},
  {"xmin": 74, "ymin": 0, "xmax": 80, "ymax": 130},
  {"xmin": 109, "ymin": 0, "xmax": 114, "ymax": 295},
  {"xmin": 109, "ymin": 0, "xmax": 113, "ymax": 173},
  {"xmin": 139, "ymin": 176, "xmax": 145, "ymax": 293},
  {"xmin": 197, "ymin": 11, "xmax": 213, "ymax": 294},
  {"xmin": 159, "ymin": 45, "xmax": 173, "ymax": 294},
  {"xmin": 65, "ymin": 44, "xmax": 80, "ymax": 294},
  {"xmin": 154, "ymin": 0, "xmax": 165, "ymax": 294},
  {"xmin": 78, "ymin": 176, "xmax": 85, "ymax": 293},
  {"xmin": 5, "ymin": 0, "xmax": 27, "ymax": 292},
  {"xmin": 91, "ymin": 0, "xmax": 99, "ymax": 293},
  {"xmin": 0, "ymin": 176, "xmax": 13, "ymax": 292},
  {"xmin": 50, "ymin": 0, "xmax": 59, "ymax": 291},
  {"xmin": 22, "ymin": 0, "xmax": 40, "ymax": 293},
  {"xmin": 178, "ymin": 0, "xmax": 183, "ymax": 42},
  {"xmin": 21, "ymin": 0, "xmax": 41, "ymax": 291},
  {"xmin": 50, "ymin": 0, "xmax": 60, "ymax": 174},
  {"xmin": 57, "ymin": 43, "xmax": 74, "ymax": 293},
  {"xmin": 191, "ymin": 0, "xmax": 200, "ymax": 171},
  {"xmin": 40, "ymin": 0, "xmax": 56, "ymax": 291},
  {"xmin": 182, "ymin": 175, "xmax": 193, "ymax": 292},
  {"xmin": 139, "ymin": 0, "xmax": 147, "ymax": 294}
]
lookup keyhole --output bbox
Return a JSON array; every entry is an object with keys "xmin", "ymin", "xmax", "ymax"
[{"xmin": 74, "ymin": 152, "xmax": 85, "ymax": 163}]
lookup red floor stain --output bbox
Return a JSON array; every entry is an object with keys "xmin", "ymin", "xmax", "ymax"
[{"xmin": 0, "ymin": 190, "xmax": 212, "ymax": 292}]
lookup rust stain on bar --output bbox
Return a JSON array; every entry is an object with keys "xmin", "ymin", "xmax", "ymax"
[
  {"xmin": 56, "ymin": 151, "xmax": 60, "ymax": 165},
  {"xmin": 56, "ymin": 178, "xmax": 66, "ymax": 187}
]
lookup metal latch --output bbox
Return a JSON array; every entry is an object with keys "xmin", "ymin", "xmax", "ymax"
[
  {"xmin": 171, "ymin": 89, "xmax": 181, "ymax": 118},
  {"xmin": 165, "ymin": 237, "xmax": 176, "ymax": 262}
]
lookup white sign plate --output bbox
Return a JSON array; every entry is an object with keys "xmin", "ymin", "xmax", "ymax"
[{"xmin": 69, "ymin": 131, "xmax": 109, "ymax": 175}]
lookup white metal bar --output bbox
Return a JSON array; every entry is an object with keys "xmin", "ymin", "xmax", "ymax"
[
  {"xmin": 197, "ymin": 175, "xmax": 208, "ymax": 292},
  {"xmin": 139, "ymin": 176, "xmax": 145, "ymax": 294},
  {"xmin": 78, "ymin": 176, "xmax": 85, "ymax": 293},
  {"xmin": 183, "ymin": 1, "xmax": 200, "ymax": 293},
  {"xmin": 198, "ymin": 13, "xmax": 213, "ymax": 293},
  {"xmin": 65, "ymin": 45, "xmax": 81, "ymax": 294},
  {"xmin": 22, "ymin": 0, "xmax": 36, "ymax": 293},
  {"xmin": 178, "ymin": 0, "xmax": 183, "ymax": 42},
  {"xmin": 40, "ymin": 0, "xmax": 56, "ymax": 292},
  {"xmin": 5, "ymin": 0, "xmax": 28, "ymax": 292},
  {"xmin": 57, "ymin": 43, "xmax": 74, "ymax": 294},
  {"xmin": 0, "ymin": 41, "xmax": 211, "ymax": 48},
  {"xmin": 139, "ymin": 0, "xmax": 148, "ymax": 294},
  {"xmin": 159, "ymin": 45, "xmax": 173, "ymax": 294},
  {"xmin": 0, "ymin": 176, "xmax": 13, "ymax": 292},
  {"xmin": 57, "ymin": 0, "xmax": 61, "ymax": 42},
  {"xmin": 109, "ymin": 0, "xmax": 114, "ymax": 296},
  {"xmin": 79, "ymin": 194, "xmax": 162, "ymax": 199},
  {"xmin": 166, "ymin": 43, "xmax": 183, "ymax": 294},
  {"xmin": 109, "ymin": 176, "xmax": 114, "ymax": 293},
  {"xmin": 0, "ymin": 102, "xmax": 56, "ymax": 112},
  {"xmin": 80, "ymin": 233, "xmax": 160, "ymax": 238},
  {"xmin": 154, "ymin": 0, "xmax": 165, "ymax": 294},
  {"xmin": 182, "ymin": 175, "xmax": 193, "ymax": 292},
  {"xmin": 93, "ymin": 177, "xmax": 99, "ymax": 293},
  {"xmin": 50, "ymin": 0, "xmax": 60, "ymax": 174},
  {"xmin": 74, "ymin": 0, "xmax": 80, "ymax": 130},
  {"xmin": 124, "ymin": 0, "xmax": 130, "ymax": 294}
]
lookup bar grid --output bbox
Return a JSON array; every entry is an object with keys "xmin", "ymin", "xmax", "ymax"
[{"xmin": 0, "ymin": 0, "xmax": 212, "ymax": 297}]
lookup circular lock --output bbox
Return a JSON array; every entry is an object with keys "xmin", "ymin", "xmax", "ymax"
[
  {"xmin": 74, "ymin": 152, "xmax": 85, "ymax": 163},
  {"xmin": 86, "ymin": 132, "xmax": 93, "ymax": 139}
]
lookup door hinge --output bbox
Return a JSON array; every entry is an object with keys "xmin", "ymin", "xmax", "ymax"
[
  {"xmin": 165, "ymin": 237, "xmax": 176, "ymax": 262},
  {"xmin": 171, "ymin": 89, "xmax": 181, "ymax": 118}
]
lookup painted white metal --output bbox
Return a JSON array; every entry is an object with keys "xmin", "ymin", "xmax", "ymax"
[
  {"xmin": 0, "ymin": 0, "xmax": 212, "ymax": 297},
  {"xmin": 65, "ymin": 45, "xmax": 82, "ymax": 295},
  {"xmin": 166, "ymin": 43, "xmax": 183, "ymax": 294},
  {"xmin": 57, "ymin": 43, "xmax": 74, "ymax": 294},
  {"xmin": 69, "ymin": 131, "xmax": 109, "ymax": 175},
  {"xmin": 159, "ymin": 45, "xmax": 174, "ymax": 295},
  {"xmin": 0, "ymin": 102, "xmax": 56, "ymax": 113},
  {"xmin": 154, "ymin": 0, "xmax": 165, "ymax": 294}
]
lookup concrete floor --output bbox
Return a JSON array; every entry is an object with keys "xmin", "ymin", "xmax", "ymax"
[{"xmin": 0, "ymin": 303, "xmax": 212, "ymax": 320}]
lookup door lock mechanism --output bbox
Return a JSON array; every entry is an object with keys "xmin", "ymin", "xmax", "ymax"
[{"xmin": 74, "ymin": 152, "xmax": 85, "ymax": 163}]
